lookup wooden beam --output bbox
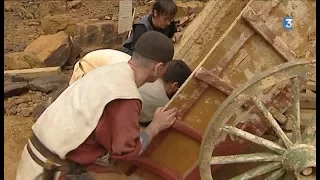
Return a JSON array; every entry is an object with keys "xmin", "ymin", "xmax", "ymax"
[
  {"xmin": 172, "ymin": 120, "xmax": 203, "ymax": 142},
  {"xmin": 195, "ymin": 67, "xmax": 235, "ymax": 96},
  {"xmin": 174, "ymin": 0, "xmax": 221, "ymax": 56},
  {"xmin": 211, "ymin": 0, "xmax": 282, "ymax": 75},
  {"xmin": 269, "ymin": 106, "xmax": 287, "ymax": 124},
  {"xmin": 242, "ymin": 7, "xmax": 297, "ymax": 62},
  {"xmin": 300, "ymin": 93, "xmax": 316, "ymax": 110},
  {"xmin": 123, "ymin": 157, "xmax": 181, "ymax": 180},
  {"xmin": 211, "ymin": 27, "xmax": 255, "ymax": 75},
  {"xmin": 306, "ymin": 81, "xmax": 316, "ymax": 92},
  {"xmin": 4, "ymin": 67, "xmax": 62, "ymax": 79},
  {"xmin": 165, "ymin": 0, "xmax": 257, "ymax": 118}
]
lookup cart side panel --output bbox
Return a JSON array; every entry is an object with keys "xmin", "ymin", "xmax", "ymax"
[
  {"xmin": 174, "ymin": 0, "xmax": 251, "ymax": 70},
  {"xmin": 120, "ymin": 0, "xmax": 316, "ymax": 179}
]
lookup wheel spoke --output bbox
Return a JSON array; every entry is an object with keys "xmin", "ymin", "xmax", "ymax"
[
  {"xmin": 223, "ymin": 126, "xmax": 286, "ymax": 154},
  {"xmin": 311, "ymin": 136, "xmax": 316, "ymax": 147},
  {"xmin": 291, "ymin": 77, "xmax": 302, "ymax": 143},
  {"xmin": 229, "ymin": 162, "xmax": 282, "ymax": 180},
  {"xmin": 265, "ymin": 168, "xmax": 286, "ymax": 180},
  {"xmin": 251, "ymin": 96, "xmax": 293, "ymax": 148},
  {"xmin": 231, "ymin": 106, "xmax": 254, "ymax": 126},
  {"xmin": 210, "ymin": 152, "xmax": 281, "ymax": 165},
  {"xmin": 302, "ymin": 115, "xmax": 316, "ymax": 144},
  {"xmin": 281, "ymin": 173, "xmax": 294, "ymax": 180}
]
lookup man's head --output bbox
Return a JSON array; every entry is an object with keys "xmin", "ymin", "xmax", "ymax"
[
  {"xmin": 161, "ymin": 60, "xmax": 192, "ymax": 99},
  {"xmin": 151, "ymin": 0, "xmax": 177, "ymax": 29},
  {"xmin": 130, "ymin": 31, "xmax": 174, "ymax": 84}
]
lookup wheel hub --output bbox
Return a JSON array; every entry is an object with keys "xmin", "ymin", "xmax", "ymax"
[{"xmin": 282, "ymin": 144, "xmax": 316, "ymax": 176}]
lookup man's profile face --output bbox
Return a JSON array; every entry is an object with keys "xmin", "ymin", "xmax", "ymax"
[{"xmin": 153, "ymin": 10, "xmax": 175, "ymax": 29}]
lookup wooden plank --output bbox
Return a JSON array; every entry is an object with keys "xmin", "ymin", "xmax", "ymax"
[
  {"xmin": 300, "ymin": 93, "xmax": 316, "ymax": 110},
  {"xmin": 118, "ymin": 0, "xmax": 132, "ymax": 34},
  {"xmin": 211, "ymin": 0, "xmax": 283, "ymax": 76},
  {"xmin": 172, "ymin": 121, "xmax": 203, "ymax": 142},
  {"xmin": 195, "ymin": 67, "xmax": 234, "ymax": 96},
  {"xmin": 249, "ymin": 0, "xmax": 282, "ymax": 21},
  {"xmin": 269, "ymin": 106, "xmax": 287, "ymax": 124},
  {"xmin": 195, "ymin": 68, "xmax": 255, "ymax": 109},
  {"xmin": 165, "ymin": 0, "xmax": 257, "ymax": 113},
  {"xmin": 306, "ymin": 81, "xmax": 316, "ymax": 91},
  {"xmin": 242, "ymin": 7, "xmax": 297, "ymax": 62},
  {"xmin": 4, "ymin": 67, "xmax": 62, "ymax": 79},
  {"xmin": 211, "ymin": 27, "xmax": 255, "ymax": 75},
  {"xmin": 174, "ymin": 0, "xmax": 221, "ymax": 55},
  {"xmin": 174, "ymin": 0, "xmax": 254, "ymax": 70}
]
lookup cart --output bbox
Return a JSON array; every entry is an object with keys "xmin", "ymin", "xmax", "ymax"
[{"xmin": 116, "ymin": 0, "xmax": 316, "ymax": 179}]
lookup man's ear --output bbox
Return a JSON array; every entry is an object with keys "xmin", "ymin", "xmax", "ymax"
[
  {"xmin": 154, "ymin": 62, "xmax": 165, "ymax": 76},
  {"xmin": 153, "ymin": 10, "xmax": 158, "ymax": 17},
  {"xmin": 172, "ymin": 82, "xmax": 179, "ymax": 91}
]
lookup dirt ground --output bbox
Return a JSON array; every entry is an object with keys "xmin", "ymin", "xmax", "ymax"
[
  {"xmin": 4, "ymin": 0, "xmax": 152, "ymax": 53},
  {"xmin": 4, "ymin": 0, "xmax": 150, "ymax": 179},
  {"xmin": 4, "ymin": 115, "xmax": 34, "ymax": 180}
]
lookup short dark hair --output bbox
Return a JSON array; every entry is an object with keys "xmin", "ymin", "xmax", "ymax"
[
  {"xmin": 162, "ymin": 60, "xmax": 192, "ymax": 87},
  {"xmin": 152, "ymin": 0, "xmax": 177, "ymax": 17}
]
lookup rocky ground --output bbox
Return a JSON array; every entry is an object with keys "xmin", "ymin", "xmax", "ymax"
[{"xmin": 4, "ymin": 0, "xmax": 205, "ymax": 179}]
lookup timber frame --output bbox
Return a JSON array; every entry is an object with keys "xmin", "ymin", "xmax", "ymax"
[{"xmin": 122, "ymin": 0, "xmax": 316, "ymax": 179}]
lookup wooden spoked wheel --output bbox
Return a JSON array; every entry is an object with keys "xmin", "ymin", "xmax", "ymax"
[{"xmin": 199, "ymin": 60, "xmax": 316, "ymax": 180}]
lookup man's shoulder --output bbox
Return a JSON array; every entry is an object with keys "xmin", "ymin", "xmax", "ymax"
[
  {"xmin": 138, "ymin": 80, "xmax": 169, "ymax": 103},
  {"xmin": 86, "ymin": 49, "xmax": 130, "ymax": 59}
]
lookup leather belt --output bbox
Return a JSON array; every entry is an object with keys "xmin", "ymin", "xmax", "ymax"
[{"xmin": 27, "ymin": 133, "xmax": 83, "ymax": 180}]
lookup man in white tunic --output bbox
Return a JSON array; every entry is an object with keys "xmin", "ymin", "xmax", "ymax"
[
  {"xmin": 69, "ymin": 49, "xmax": 192, "ymax": 126},
  {"xmin": 16, "ymin": 31, "xmax": 177, "ymax": 180}
]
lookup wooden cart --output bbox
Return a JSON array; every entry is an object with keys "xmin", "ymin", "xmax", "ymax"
[{"xmin": 117, "ymin": 0, "xmax": 316, "ymax": 179}]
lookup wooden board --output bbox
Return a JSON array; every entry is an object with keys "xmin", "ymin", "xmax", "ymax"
[
  {"xmin": 119, "ymin": 0, "xmax": 316, "ymax": 179},
  {"xmin": 118, "ymin": 0, "xmax": 132, "ymax": 34},
  {"xmin": 4, "ymin": 67, "xmax": 61, "ymax": 79},
  {"xmin": 174, "ymin": 0, "xmax": 252, "ymax": 70}
]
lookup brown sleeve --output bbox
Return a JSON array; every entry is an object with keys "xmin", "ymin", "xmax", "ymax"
[{"xmin": 95, "ymin": 99, "xmax": 143, "ymax": 160}]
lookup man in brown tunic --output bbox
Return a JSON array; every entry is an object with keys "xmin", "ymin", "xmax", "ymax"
[{"xmin": 16, "ymin": 31, "xmax": 177, "ymax": 180}]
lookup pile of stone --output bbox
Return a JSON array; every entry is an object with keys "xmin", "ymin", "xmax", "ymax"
[
  {"xmin": 5, "ymin": 92, "xmax": 45, "ymax": 117},
  {"xmin": 4, "ymin": 5, "xmax": 126, "ymax": 118},
  {"xmin": 5, "ymin": 12, "xmax": 125, "ymax": 71},
  {"xmin": 4, "ymin": 0, "xmax": 205, "ymax": 119},
  {"xmin": 4, "ymin": 72, "xmax": 69, "ymax": 118}
]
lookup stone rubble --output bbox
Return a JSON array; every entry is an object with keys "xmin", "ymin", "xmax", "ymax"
[{"xmin": 4, "ymin": 0, "xmax": 202, "ymax": 120}]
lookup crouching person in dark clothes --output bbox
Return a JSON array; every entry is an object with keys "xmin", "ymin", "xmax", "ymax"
[
  {"xmin": 16, "ymin": 31, "xmax": 177, "ymax": 180},
  {"xmin": 122, "ymin": 0, "xmax": 178, "ymax": 55}
]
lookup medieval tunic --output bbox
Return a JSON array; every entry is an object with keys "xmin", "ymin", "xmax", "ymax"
[
  {"xmin": 138, "ymin": 80, "xmax": 169, "ymax": 124},
  {"xmin": 69, "ymin": 49, "xmax": 131, "ymax": 85},
  {"xmin": 16, "ymin": 62, "xmax": 145, "ymax": 180},
  {"xmin": 69, "ymin": 49, "xmax": 170, "ymax": 125}
]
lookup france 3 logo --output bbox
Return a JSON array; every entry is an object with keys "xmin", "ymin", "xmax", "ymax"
[{"xmin": 283, "ymin": 16, "xmax": 293, "ymax": 31}]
